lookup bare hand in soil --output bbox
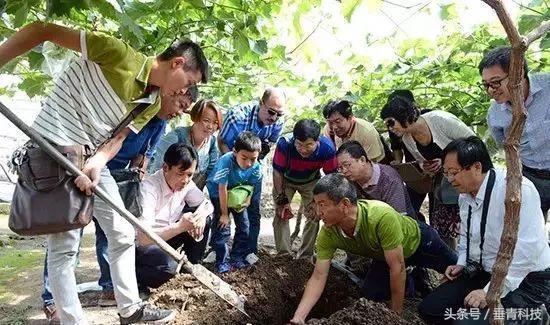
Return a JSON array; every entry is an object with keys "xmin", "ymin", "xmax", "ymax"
[
  {"xmin": 219, "ymin": 214, "xmax": 230, "ymax": 229},
  {"xmin": 464, "ymin": 289, "xmax": 487, "ymax": 308},
  {"xmin": 444, "ymin": 265, "xmax": 463, "ymax": 281},
  {"xmin": 288, "ymin": 316, "xmax": 305, "ymax": 324}
]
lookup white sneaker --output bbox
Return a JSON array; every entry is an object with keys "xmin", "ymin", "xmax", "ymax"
[
  {"xmin": 245, "ymin": 253, "xmax": 259, "ymax": 265},
  {"xmin": 203, "ymin": 251, "xmax": 216, "ymax": 263}
]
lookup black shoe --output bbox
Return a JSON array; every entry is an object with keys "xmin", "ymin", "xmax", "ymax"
[{"xmin": 119, "ymin": 305, "xmax": 175, "ymax": 324}]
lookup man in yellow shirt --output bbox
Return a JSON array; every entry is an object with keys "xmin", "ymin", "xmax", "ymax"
[{"xmin": 322, "ymin": 99, "xmax": 386, "ymax": 162}]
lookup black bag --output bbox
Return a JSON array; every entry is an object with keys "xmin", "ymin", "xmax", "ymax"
[
  {"xmin": 9, "ymin": 143, "xmax": 94, "ymax": 235},
  {"xmin": 110, "ymin": 168, "xmax": 143, "ymax": 217},
  {"xmin": 8, "ymin": 100, "xmax": 151, "ymax": 235}
]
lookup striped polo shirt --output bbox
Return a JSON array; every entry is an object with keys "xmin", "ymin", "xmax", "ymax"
[
  {"xmin": 272, "ymin": 135, "xmax": 338, "ymax": 184},
  {"xmin": 32, "ymin": 31, "xmax": 160, "ymax": 148}
]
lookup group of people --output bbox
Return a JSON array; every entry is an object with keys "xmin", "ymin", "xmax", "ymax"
[{"xmin": 0, "ymin": 21, "xmax": 548, "ymax": 325}]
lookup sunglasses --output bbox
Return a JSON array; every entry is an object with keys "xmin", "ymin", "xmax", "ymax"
[
  {"xmin": 385, "ymin": 118, "xmax": 396, "ymax": 128},
  {"xmin": 481, "ymin": 75, "xmax": 508, "ymax": 90},
  {"xmin": 267, "ymin": 107, "xmax": 284, "ymax": 118}
]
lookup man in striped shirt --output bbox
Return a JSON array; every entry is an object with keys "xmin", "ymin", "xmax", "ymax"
[
  {"xmin": 272, "ymin": 119, "xmax": 338, "ymax": 258},
  {"xmin": 218, "ymin": 87, "xmax": 286, "ymax": 156},
  {"xmin": 0, "ymin": 22, "xmax": 208, "ymax": 324}
]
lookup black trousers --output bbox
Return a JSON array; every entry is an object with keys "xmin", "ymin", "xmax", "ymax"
[
  {"xmin": 522, "ymin": 167, "xmax": 550, "ymax": 222},
  {"xmin": 135, "ymin": 217, "xmax": 211, "ymax": 289},
  {"xmin": 419, "ymin": 268, "xmax": 550, "ymax": 324}
]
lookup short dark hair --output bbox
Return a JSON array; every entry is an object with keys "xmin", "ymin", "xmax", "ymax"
[
  {"xmin": 234, "ymin": 131, "xmax": 262, "ymax": 153},
  {"xmin": 313, "ymin": 173, "xmax": 358, "ymax": 204},
  {"xmin": 478, "ymin": 46, "xmax": 528, "ymax": 78},
  {"xmin": 164, "ymin": 143, "xmax": 198, "ymax": 170},
  {"xmin": 380, "ymin": 95, "xmax": 420, "ymax": 127},
  {"xmin": 158, "ymin": 39, "xmax": 209, "ymax": 83},
  {"xmin": 336, "ymin": 140, "xmax": 370, "ymax": 162},
  {"xmin": 442, "ymin": 136, "xmax": 493, "ymax": 173},
  {"xmin": 293, "ymin": 119, "xmax": 321, "ymax": 141},
  {"xmin": 322, "ymin": 100, "xmax": 353, "ymax": 119},
  {"xmin": 388, "ymin": 89, "xmax": 415, "ymax": 103}
]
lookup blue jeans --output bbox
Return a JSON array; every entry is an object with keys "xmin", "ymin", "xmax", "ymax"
[
  {"xmin": 361, "ymin": 221, "xmax": 458, "ymax": 301},
  {"xmin": 210, "ymin": 200, "xmax": 250, "ymax": 265},
  {"xmin": 246, "ymin": 183, "xmax": 262, "ymax": 256},
  {"xmin": 42, "ymin": 218, "xmax": 112, "ymax": 306}
]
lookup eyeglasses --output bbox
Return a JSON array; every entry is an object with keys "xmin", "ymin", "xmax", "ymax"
[
  {"xmin": 337, "ymin": 161, "xmax": 352, "ymax": 173},
  {"xmin": 385, "ymin": 118, "xmax": 396, "ymax": 128},
  {"xmin": 442, "ymin": 168, "xmax": 465, "ymax": 179},
  {"xmin": 481, "ymin": 75, "xmax": 508, "ymax": 90},
  {"xmin": 267, "ymin": 107, "xmax": 284, "ymax": 118}
]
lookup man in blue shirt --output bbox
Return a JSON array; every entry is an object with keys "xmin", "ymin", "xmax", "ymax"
[
  {"xmin": 41, "ymin": 88, "xmax": 197, "ymax": 321},
  {"xmin": 218, "ymin": 87, "xmax": 286, "ymax": 158},
  {"xmin": 480, "ymin": 46, "xmax": 550, "ymax": 220}
]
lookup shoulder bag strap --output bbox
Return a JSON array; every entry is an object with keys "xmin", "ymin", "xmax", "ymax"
[{"xmin": 466, "ymin": 168, "xmax": 496, "ymax": 264}]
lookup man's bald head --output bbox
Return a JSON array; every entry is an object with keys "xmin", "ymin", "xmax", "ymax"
[{"xmin": 259, "ymin": 86, "xmax": 286, "ymax": 126}]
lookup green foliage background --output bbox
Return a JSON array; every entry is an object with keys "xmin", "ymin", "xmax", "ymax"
[{"xmin": 0, "ymin": 0, "xmax": 548, "ymax": 138}]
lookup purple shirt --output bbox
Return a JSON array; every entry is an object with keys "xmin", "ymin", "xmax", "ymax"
[{"xmin": 362, "ymin": 164, "xmax": 416, "ymax": 217}]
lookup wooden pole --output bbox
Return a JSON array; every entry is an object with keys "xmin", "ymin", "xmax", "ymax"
[{"xmin": 480, "ymin": 1, "xmax": 549, "ymax": 324}]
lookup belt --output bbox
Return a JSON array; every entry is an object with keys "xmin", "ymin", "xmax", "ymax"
[{"xmin": 523, "ymin": 165, "xmax": 550, "ymax": 180}]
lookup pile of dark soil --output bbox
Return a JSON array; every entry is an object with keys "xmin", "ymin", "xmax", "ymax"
[
  {"xmin": 149, "ymin": 252, "xmax": 429, "ymax": 324},
  {"xmin": 307, "ymin": 298, "xmax": 409, "ymax": 325},
  {"xmin": 149, "ymin": 254, "xmax": 360, "ymax": 324}
]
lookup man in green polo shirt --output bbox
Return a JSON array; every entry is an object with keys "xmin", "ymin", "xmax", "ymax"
[
  {"xmin": 289, "ymin": 173, "xmax": 457, "ymax": 324},
  {"xmin": 0, "ymin": 21, "xmax": 209, "ymax": 324}
]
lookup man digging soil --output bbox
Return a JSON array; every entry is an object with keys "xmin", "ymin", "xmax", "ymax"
[{"xmin": 290, "ymin": 173, "xmax": 457, "ymax": 324}]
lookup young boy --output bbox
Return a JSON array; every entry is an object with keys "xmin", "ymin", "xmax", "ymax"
[{"xmin": 207, "ymin": 131, "xmax": 263, "ymax": 273}]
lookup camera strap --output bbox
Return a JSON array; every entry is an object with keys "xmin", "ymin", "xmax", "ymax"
[{"xmin": 466, "ymin": 168, "xmax": 496, "ymax": 266}]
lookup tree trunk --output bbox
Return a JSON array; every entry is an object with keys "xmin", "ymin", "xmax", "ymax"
[{"xmin": 480, "ymin": 1, "xmax": 549, "ymax": 324}]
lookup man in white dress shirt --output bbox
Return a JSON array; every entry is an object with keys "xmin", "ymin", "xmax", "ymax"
[
  {"xmin": 419, "ymin": 136, "xmax": 550, "ymax": 324},
  {"xmin": 135, "ymin": 142, "xmax": 213, "ymax": 289}
]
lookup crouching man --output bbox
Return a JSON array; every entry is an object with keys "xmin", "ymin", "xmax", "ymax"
[
  {"xmin": 419, "ymin": 136, "xmax": 550, "ymax": 324},
  {"xmin": 289, "ymin": 173, "xmax": 457, "ymax": 324},
  {"xmin": 136, "ymin": 143, "xmax": 213, "ymax": 289}
]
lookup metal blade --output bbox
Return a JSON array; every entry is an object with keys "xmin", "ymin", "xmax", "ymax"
[{"xmin": 190, "ymin": 264, "xmax": 250, "ymax": 318}]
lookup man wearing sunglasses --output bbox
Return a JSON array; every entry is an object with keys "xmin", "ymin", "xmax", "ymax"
[
  {"xmin": 218, "ymin": 87, "xmax": 286, "ymax": 159},
  {"xmin": 480, "ymin": 46, "xmax": 550, "ymax": 221}
]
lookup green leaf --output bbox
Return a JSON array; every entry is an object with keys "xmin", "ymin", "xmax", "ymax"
[
  {"xmin": 13, "ymin": 4, "xmax": 28, "ymax": 27},
  {"xmin": 233, "ymin": 31, "xmax": 250, "ymax": 57},
  {"xmin": 518, "ymin": 14, "xmax": 543, "ymax": 35},
  {"xmin": 47, "ymin": 0, "xmax": 90, "ymax": 18},
  {"xmin": 19, "ymin": 73, "xmax": 51, "ymax": 98},
  {"xmin": 186, "ymin": 0, "xmax": 205, "ymax": 8},
  {"xmin": 27, "ymin": 51, "xmax": 44, "ymax": 70},
  {"xmin": 293, "ymin": 10, "xmax": 303, "ymax": 37},
  {"xmin": 252, "ymin": 39, "xmax": 267, "ymax": 55},
  {"xmin": 341, "ymin": 0, "xmax": 362, "ymax": 22},
  {"xmin": 439, "ymin": 3, "xmax": 457, "ymax": 21},
  {"xmin": 540, "ymin": 34, "xmax": 550, "ymax": 50}
]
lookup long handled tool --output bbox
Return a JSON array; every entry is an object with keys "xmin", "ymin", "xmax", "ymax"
[{"xmin": 0, "ymin": 101, "xmax": 248, "ymax": 317}]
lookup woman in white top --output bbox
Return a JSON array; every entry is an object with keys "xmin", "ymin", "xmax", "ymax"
[{"xmin": 380, "ymin": 94, "xmax": 475, "ymax": 249}]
